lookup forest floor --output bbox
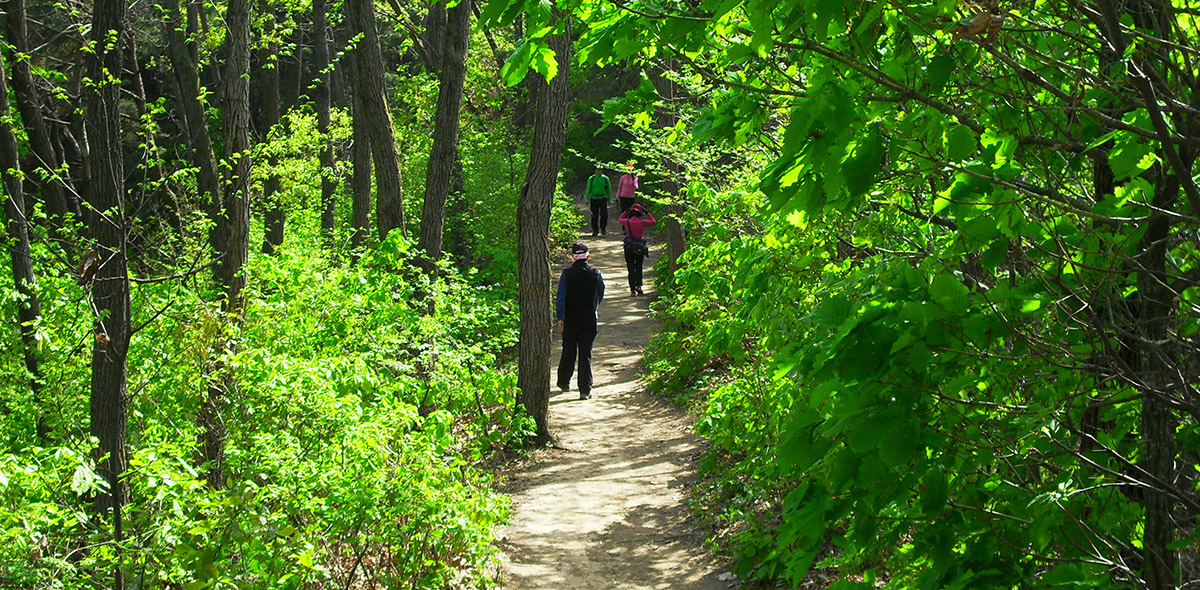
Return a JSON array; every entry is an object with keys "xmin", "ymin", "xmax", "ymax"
[{"xmin": 495, "ymin": 207, "xmax": 737, "ymax": 589}]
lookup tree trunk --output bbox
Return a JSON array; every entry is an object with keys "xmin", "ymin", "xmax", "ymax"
[
  {"xmin": 417, "ymin": 0, "xmax": 470, "ymax": 266},
  {"xmin": 198, "ymin": 0, "xmax": 252, "ymax": 491},
  {"xmin": 261, "ymin": 21, "xmax": 284, "ymax": 255},
  {"xmin": 314, "ymin": 0, "xmax": 337, "ymax": 241},
  {"xmin": 83, "ymin": 0, "xmax": 131, "ymax": 584},
  {"xmin": 222, "ymin": 0, "xmax": 252, "ymax": 311},
  {"xmin": 0, "ymin": 52, "xmax": 48, "ymax": 441},
  {"xmin": 163, "ymin": 0, "xmax": 224, "ymax": 255},
  {"xmin": 1135, "ymin": 177, "xmax": 1182, "ymax": 590},
  {"xmin": 517, "ymin": 15, "xmax": 571, "ymax": 445},
  {"xmin": 346, "ymin": 0, "xmax": 405, "ymax": 240},
  {"xmin": 649, "ymin": 56, "xmax": 687, "ymax": 277},
  {"xmin": 348, "ymin": 39, "xmax": 372, "ymax": 255},
  {"xmin": 1, "ymin": 0, "xmax": 78, "ymax": 234}
]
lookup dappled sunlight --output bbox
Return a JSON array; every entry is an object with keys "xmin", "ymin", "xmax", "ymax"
[{"xmin": 499, "ymin": 212, "xmax": 730, "ymax": 589}]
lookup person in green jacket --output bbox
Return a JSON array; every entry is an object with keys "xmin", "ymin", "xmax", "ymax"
[{"xmin": 584, "ymin": 167, "xmax": 613, "ymax": 236}]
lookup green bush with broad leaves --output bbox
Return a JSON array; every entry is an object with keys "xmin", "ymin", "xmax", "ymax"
[{"xmin": 0, "ymin": 224, "xmax": 525, "ymax": 588}]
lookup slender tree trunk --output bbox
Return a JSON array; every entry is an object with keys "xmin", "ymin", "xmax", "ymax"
[
  {"xmin": 221, "ymin": 0, "xmax": 252, "ymax": 311},
  {"xmin": 314, "ymin": 0, "xmax": 337, "ymax": 241},
  {"xmin": 0, "ymin": 52, "xmax": 48, "ymax": 441},
  {"xmin": 516, "ymin": 14, "xmax": 571, "ymax": 445},
  {"xmin": 346, "ymin": 0, "xmax": 405, "ymax": 239},
  {"xmin": 163, "ymin": 0, "xmax": 223, "ymax": 254},
  {"xmin": 347, "ymin": 40, "xmax": 372, "ymax": 255},
  {"xmin": 1136, "ymin": 177, "xmax": 1182, "ymax": 590},
  {"xmin": 198, "ymin": 0, "xmax": 251, "ymax": 491},
  {"xmin": 261, "ymin": 22, "xmax": 284, "ymax": 254},
  {"xmin": 83, "ymin": 0, "xmax": 131, "ymax": 584},
  {"xmin": 417, "ymin": 0, "xmax": 470, "ymax": 266},
  {"xmin": 650, "ymin": 57, "xmax": 687, "ymax": 275},
  {"xmin": 1, "ymin": 0, "xmax": 77, "ymax": 233}
]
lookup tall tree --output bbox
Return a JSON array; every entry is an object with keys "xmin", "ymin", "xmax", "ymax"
[
  {"xmin": 346, "ymin": 0, "xmax": 405, "ymax": 239},
  {"xmin": 648, "ymin": 58, "xmax": 686, "ymax": 275},
  {"xmin": 1, "ymin": 0, "xmax": 78, "ymax": 234},
  {"xmin": 199, "ymin": 0, "xmax": 252, "ymax": 490},
  {"xmin": 82, "ymin": 0, "xmax": 131, "ymax": 583},
  {"xmin": 162, "ymin": 0, "xmax": 224, "ymax": 255},
  {"xmin": 0, "ymin": 52, "xmax": 48, "ymax": 441},
  {"xmin": 260, "ymin": 17, "xmax": 284, "ymax": 255},
  {"xmin": 417, "ymin": 0, "xmax": 470, "ymax": 265},
  {"xmin": 349, "ymin": 44, "xmax": 373, "ymax": 255},
  {"xmin": 515, "ymin": 11, "xmax": 571, "ymax": 444},
  {"xmin": 314, "ymin": 0, "xmax": 337, "ymax": 240}
]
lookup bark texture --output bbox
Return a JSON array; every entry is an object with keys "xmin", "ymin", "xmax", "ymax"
[
  {"xmin": 348, "ymin": 41, "xmax": 372, "ymax": 254},
  {"xmin": 347, "ymin": 0, "xmax": 405, "ymax": 240},
  {"xmin": 650, "ymin": 57, "xmax": 687, "ymax": 276},
  {"xmin": 83, "ymin": 0, "xmax": 131, "ymax": 583},
  {"xmin": 1, "ymin": 0, "xmax": 77, "ymax": 231},
  {"xmin": 314, "ymin": 0, "xmax": 337, "ymax": 240},
  {"xmin": 163, "ymin": 0, "xmax": 224, "ymax": 255},
  {"xmin": 0, "ymin": 52, "xmax": 47, "ymax": 441},
  {"xmin": 417, "ymin": 0, "xmax": 471, "ymax": 265},
  {"xmin": 517, "ymin": 17, "xmax": 571, "ymax": 444},
  {"xmin": 261, "ymin": 24, "xmax": 284, "ymax": 255}
]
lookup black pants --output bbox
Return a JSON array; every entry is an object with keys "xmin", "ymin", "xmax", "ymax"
[
  {"xmin": 624, "ymin": 246, "xmax": 645, "ymax": 289},
  {"xmin": 557, "ymin": 321, "xmax": 597, "ymax": 394},
  {"xmin": 618, "ymin": 197, "xmax": 635, "ymax": 214},
  {"xmin": 589, "ymin": 200, "xmax": 608, "ymax": 233}
]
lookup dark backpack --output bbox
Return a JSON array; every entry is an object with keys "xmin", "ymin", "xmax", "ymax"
[{"xmin": 623, "ymin": 238, "xmax": 649, "ymax": 258}]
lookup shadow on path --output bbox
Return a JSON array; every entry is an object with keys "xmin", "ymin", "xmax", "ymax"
[{"xmin": 497, "ymin": 207, "xmax": 733, "ymax": 590}]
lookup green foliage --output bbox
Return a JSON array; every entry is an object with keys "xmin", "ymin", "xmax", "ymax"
[
  {"xmin": 617, "ymin": 1, "xmax": 1200, "ymax": 588},
  {"xmin": 0, "ymin": 213, "xmax": 524, "ymax": 589}
]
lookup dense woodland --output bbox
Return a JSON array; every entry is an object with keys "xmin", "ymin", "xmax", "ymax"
[{"xmin": 2, "ymin": 0, "xmax": 1200, "ymax": 589}]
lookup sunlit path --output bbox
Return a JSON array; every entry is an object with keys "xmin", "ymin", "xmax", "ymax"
[{"xmin": 497, "ymin": 209, "xmax": 733, "ymax": 590}]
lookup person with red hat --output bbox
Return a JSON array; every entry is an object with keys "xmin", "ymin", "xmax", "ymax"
[{"xmin": 618, "ymin": 203, "xmax": 656, "ymax": 296}]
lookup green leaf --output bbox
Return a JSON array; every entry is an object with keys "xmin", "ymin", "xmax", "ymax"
[
  {"xmin": 529, "ymin": 43, "xmax": 560, "ymax": 82},
  {"xmin": 929, "ymin": 273, "xmax": 969, "ymax": 314},
  {"xmin": 1108, "ymin": 136, "xmax": 1157, "ymax": 180},
  {"xmin": 843, "ymin": 124, "xmax": 886, "ymax": 199},
  {"xmin": 945, "ymin": 125, "xmax": 977, "ymax": 161},
  {"xmin": 499, "ymin": 40, "xmax": 533, "ymax": 87}
]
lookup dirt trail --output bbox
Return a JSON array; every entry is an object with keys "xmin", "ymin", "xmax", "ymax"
[{"xmin": 497, "ymin": 212, "xmax": 734, "ymax": 589}]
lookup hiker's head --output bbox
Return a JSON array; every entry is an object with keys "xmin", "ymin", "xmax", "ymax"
[{"xmin": 571, "ymin": 242, "xmax": 590, "ymax": 261}]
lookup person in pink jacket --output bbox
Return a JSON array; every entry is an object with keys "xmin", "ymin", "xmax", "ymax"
[
  {"xmin": 618, "ymin": 203, "xmax": 656, "ymax": 296},
  {"xmin": 616, "ymin": 163, "xmax": 639, "ymax": 213}
]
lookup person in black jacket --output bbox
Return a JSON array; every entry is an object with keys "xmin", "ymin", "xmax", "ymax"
[{"xmin": 555, "ymin": 242, "xmax": 606, "ymax": 400}]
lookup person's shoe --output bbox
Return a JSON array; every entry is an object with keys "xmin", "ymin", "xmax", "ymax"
[
  {"xmin": 631, "ymin": 288, "xmax": 637, "ymax": 296},
  {"xmin": 601, "ymin": 229, "xmax": 607, "ymax": 235},
  {"xmin": 579, "ymin": 392, "xmax": 591, "ymax": 400},
  {"xmin": 636, "ymin": 288, "xmax": 644, "ymax": 296},
  {"xmin": 592, "ymin": 230, "xmax": 598, "ymax": 237},
  {"xmin": 558, "ymin": 384, "xmax": 568, "ymax": 394}
]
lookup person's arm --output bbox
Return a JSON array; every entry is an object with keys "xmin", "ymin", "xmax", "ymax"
[
  {"xmin": 644, "ymin": 210, "xmax": 656, "ymax": 224},
  {"xmin": 605, "ymin": 176, "xmax": 613, "ymax": 201},
  {"xmin": 595, "ymin": 271, "xmax": 605, "ymax": 307},
  {"xmin": 618, "ymin": 209, "xmax": 631, "ymax": 220},
  {"xmin": 632, "ymin": 175, "xmax": 639, "ymax": 191}
]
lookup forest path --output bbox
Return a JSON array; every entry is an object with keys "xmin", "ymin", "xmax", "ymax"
[{"xmin": 496, "ymin": 207, "xmax": 734, "ymax": 589}]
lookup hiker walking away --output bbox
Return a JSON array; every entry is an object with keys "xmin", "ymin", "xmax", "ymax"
[
  {"xmin": 618, "ymin": 203, "xmax": 656, "ymax": 296},
  {"xmin": 556, "ymin": 242, "xmax": 606, "ymax": 399},
  {"xmin": 584, "ymin": 167, "xmax": 612, "ymax": 236},
  {"xmin": 617, "ymin": 163, "xmax": 639, "ymax": 214}
]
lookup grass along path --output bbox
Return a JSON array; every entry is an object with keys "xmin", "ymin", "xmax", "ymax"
[{"xmin": 496, "ymin": 212, "xmax": 735, "ymax": 589}]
